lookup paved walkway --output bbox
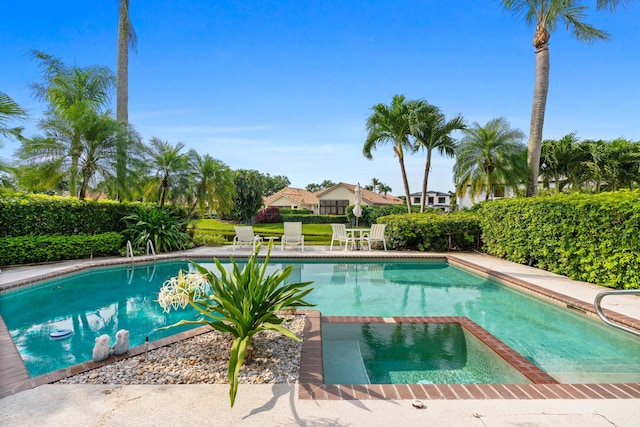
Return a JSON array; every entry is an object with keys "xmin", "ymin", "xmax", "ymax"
[{"xmin": 1, "ymin": 246, "xmax": 639, "ymax": 426}]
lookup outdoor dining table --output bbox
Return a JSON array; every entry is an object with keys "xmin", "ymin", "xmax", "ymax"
[{"xmin": 346, "ymin": 228, "xmax": 370, "ymax": 250}]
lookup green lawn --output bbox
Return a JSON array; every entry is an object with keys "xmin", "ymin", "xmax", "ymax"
[{"xmin": 190, "ymin": 219, "xmax": 337, "ymax": 245}]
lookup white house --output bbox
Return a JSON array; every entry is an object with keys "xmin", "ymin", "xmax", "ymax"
[{"xmin": 409, "ymin": 191, "xmax": 453, "ymax": 212}]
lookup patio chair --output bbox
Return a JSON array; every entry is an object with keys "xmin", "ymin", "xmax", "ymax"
[
  {"xmin": 362, "ymin": 223, "xmax": 387, "ymax": 251},
  {"xmin": 233, "ymin": 226, "xmax": 261, "ymax": 251},
  {"xmin": 281, "ymin": 222, "xmax": 304, "ymax": 251},
  {"xmin": 330, "ymin": 223, "xmax": 354, "ymax": 251}
]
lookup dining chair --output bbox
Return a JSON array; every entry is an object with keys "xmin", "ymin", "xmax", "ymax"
[
  {"xmin": 330, "ymin": 223, "xmax": 354, "ymax": 251},
  {"xmin": 362, "ymin": 223, "xmax": 387, "ymax": 251}
]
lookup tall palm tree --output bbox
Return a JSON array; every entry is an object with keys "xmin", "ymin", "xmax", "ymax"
[
  {"xmin": 116, "ymin": 0, "xmax": 137, "ymax": 200},
  {"xmin": 454, "ymin": 118, "xmax": 527, "ymax": 202},
  {"xmin": 364, "ymin": 95, "xmax": 417, "ymax": 213},
  {"xmin": 144, "ymin": 138, "xmax": 188, "ymax": 207},
  {"xmin": 188, "ymin": 150, "xmax": 236, "ymax": 217},
  {"xmin": 500, "ymin": 1, "xmax": 620, "ymax": 196},
  {"xmin": 116, "ymin": 0, "xmax": 136, "ymax": 124},
  {"xmin": 29, "ymin": 51, "xmax": 115, "ymax": 197},
  {"xmin": 410, "ymin": 102, "xmax": 466, "ymax": 212}
]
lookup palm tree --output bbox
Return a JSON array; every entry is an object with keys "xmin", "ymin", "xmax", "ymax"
[
  {"xmin": 1, "ymin": 92, "xmax": 27, "ymax": 142},
  {"xmin": 144, "ymin": 138, "xmax": 188, "ymax": 207},
  {"xmin": 1, "ymin": 92, "xmax": 28, "ymax": 187},
  {"xmin": 116, "ymin": 0, "xmax": 136, "ymax": 124},
  {"xmin": 364, "ymin": 94, "xmax": 417, "ymax": 213},
  {"xmin": 454, "ymin": 118, "xmax": 527, "ymax": 202},
  {"xmin": 188, "ymin": 150, "xmax": 236, "ymax": 217},
  {"xmin": 16, "ymin": 111, "xmax": 127, "ymax": 199},
  {"xmin": 540, "ymin": 133, "xmax": 580, "ymax": 193},
  {"xmin": 409, "ymin": 102, "xmax": 465, "ymax": 212},
  {"xmin": 500, "ymin": 1, "xmax": 623, "ymax": 196},
  {"xmin": 29, "ymin": 51, "xmax": 115, "ymax": 197},
  {"xmin": 116, "ymin": 0, "xmax": 137, "ymax": 200}
]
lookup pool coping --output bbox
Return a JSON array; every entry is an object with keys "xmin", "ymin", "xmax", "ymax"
[{"xmin": 2, "ymin": 252, "xmax": 640, "ymax": 400}]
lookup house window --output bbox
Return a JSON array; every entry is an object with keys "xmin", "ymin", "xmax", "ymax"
[
  {"xmin": 438, "ymin": 196, "xmax": 446, "ymax": 204},
  {"xmin": 428, "ymin": 197, "xmax": 434, "ymax": 205},
  {"xmin": 412, "ymin": 197, "xmax": 420, "ymax": 204},
  {"xmin": 319, "ymin": 199, "xmax": 349, "ymax": 215}
]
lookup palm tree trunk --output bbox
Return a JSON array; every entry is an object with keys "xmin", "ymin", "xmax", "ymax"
[
  {"xmin": 398, "ymin": 156, "xmax": 412, "ymax": 213},
  {"xmin": 527, "ymin": 28, "xmax": 550, "ymax": 197},
  {"xmin": 116, "ymin": 1, "xmax": 130, "ymax": 200},
  {"xmin": 420, "ymin": 150, "xmax": 432, "ymax": 213},
  {"xmin": 116, "ymin": 1, "xmax": 129, "ymax": 124}
]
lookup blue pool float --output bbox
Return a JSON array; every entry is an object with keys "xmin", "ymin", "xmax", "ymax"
[{"xmin": 49, "ymin": 329, "xmax": 73, "ymax": 340}]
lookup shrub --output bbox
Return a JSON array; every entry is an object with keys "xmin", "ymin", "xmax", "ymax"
[
  {"xmin": 0, "ymin": 233, "xmax": 123, "ymax": 266},
  {"xmin": 377, "ymin": 212, "xmax": 481, "ymax": 251},
  {"xmin": 123, "ymin": 206, "xmax": 192, "ymax": 253},
  {"xmin": 476, "ymin": 190, "xmax": 640, "ymax": 289},
  {"xmin": 192, "ymin": 231, "xmax": 227, "ymax": 246},
  {"xmin": 280, "ymin": 214, "xmax": 347, "ymax": 224},
  {"xmin": 279, "ymin": 208, "xmax": 311, "ymax": 215},
  {"xmin": 255, "ymin": 206, "xmax": 281, "ymax": 223}
]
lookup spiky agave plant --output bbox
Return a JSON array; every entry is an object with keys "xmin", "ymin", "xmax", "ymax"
[{"xmin": 156, "ymin": 243, "xmax": 314, "ymax": 407}]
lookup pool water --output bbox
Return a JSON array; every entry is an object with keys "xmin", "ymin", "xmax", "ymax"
[
  {"xmin": 322, "ymin": 322, "xmax": 530, "ymax": 385},
  {"xmin": 1, "ymin": 258, "xmax": 639, "ymax": 381}
]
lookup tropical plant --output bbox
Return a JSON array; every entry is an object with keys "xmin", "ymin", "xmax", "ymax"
[
  {"xmin": 500, "ymin": 0, "xmax": 630, "ymax": 196},
  {"xmin": 123, "ymin": 206, "xmax": 191, "ymax": 252},
  {"xmin": 143, "ymin": 137, "xmax": 189, "ymax": 207},
  {"xmin": 305, "ymin": 179, "xmax": 335, "ymax": 192},
  {"xmin": 188, "ymin": 150, "xmax": 236, "ymax": 217},
  {"xmin": 454, "ymin": 118, "xmax": 527, "ymax": 202},
  {"xmin": 363, "ymin": 94, "xmax": 418, "ymax": 213},
  {"xmin": 409, "ymin": 102, "xmax": 466, "ymax": 212},
  {"xmin": 0, "ymin": 91, "xmax": 27, "ymax": 142},
  {"xmin": 230, "ymin": 169, "xmax": 265, "ymax": 221},
  {"xmin": 29, "ymin": 50, "xmax": 116, "ymax": 197},
  {"xmin": 156, "ymin": 245, "xmax": 314, "ymax": 407},
  {"xmin": 540, "ymin": 133, "xmax": 581, "ymax": 193},
  {"xmin": 115, "ymin": 0, "xmax": 138, "ymax": 200}
]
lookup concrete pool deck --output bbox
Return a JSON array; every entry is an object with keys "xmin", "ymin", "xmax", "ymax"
[{"xmin": 1, "ymin": 246, "xmax": 639, "ymax": 426}]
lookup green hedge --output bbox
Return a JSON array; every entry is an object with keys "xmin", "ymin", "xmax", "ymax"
[
  {"xmin": 280, "ymin": 214, "xmax": 347, "ymax": 224},
  {"xmin": 476, "ymin": 190, "xmax": 640, "ymax": 289},
  {"xmin": 0, "ymin": 232, "xmax": 124, "ymax": 266},
  {"xmin": 377, "ymin": 212, "xmax": 481, "ymax": 251},
  {"xmin": 0, "ymin": 193, "xmax": 143, "ymax": 237}
]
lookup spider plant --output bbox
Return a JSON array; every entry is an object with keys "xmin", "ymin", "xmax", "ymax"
[{"xmin": 156, "ymin": 243, "xmax": 314, "ymax": 407}]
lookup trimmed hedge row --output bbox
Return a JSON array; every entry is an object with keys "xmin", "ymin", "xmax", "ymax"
[
  {"xmin": 0, "ymin": 232, "xmax": 124, "ymax": 266},
  {"xmin": 280, "ymin": 214, "xmax": 347, "ymax": 224},
  {"xmin": 0, "ymin": 193, "xmax": 142, "ymax": 237},
  {"xmin": 476, "ymin": 190, "xmax": 640, "ymax": 289},
  {"xmin": 377, "ymin": 212, "xmax": 481, "ymax": 251}
]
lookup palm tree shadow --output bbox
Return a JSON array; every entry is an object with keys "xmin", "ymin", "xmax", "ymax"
[{"xmin": 242, "ymin": 384, "xmax": 291, "ymax": 420}]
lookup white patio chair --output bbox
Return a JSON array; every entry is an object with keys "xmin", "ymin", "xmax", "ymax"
[
  {"xmin": 281, "ymin": 221, "xmax": 304, "ymax": 251},
  {"xmin": 233, "ymin": 226, "xmax": 261, "ymax": 251},
  {"xmin": 330, "ymin": 223, "xmax": 354, "ymax": 251},
  {"xmin": 362, "ymin": 223, "xmax": 387, "ymax": 251}
]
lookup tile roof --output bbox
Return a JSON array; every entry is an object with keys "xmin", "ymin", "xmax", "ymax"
[{"xmin": 265, "ymin": 187, "xmax": 318, "ymax": 206}]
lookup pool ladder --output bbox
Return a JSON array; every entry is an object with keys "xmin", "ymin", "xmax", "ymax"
[
  {"xmin": 125, "ymin": 240, "xmax": 156, "ymax": 262},
  {"xmin": 594, "ymin": 290, "xmax": 640, "ymax": 337}
]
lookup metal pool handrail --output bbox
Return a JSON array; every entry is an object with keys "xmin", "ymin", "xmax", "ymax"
[{"xmin": 594, "ymin": 290, "xmax": 640, "ymax": 337}]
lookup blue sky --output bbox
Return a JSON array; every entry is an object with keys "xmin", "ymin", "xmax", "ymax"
[{"xmin": 2, "ymin": 1, "xmax": 639, "ymax": 194}]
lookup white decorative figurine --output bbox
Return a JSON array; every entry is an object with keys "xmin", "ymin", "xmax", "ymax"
[
  {"xmin": 92, "ymin": 334, "xmax": 111, "ymax": 362},
  {"xmin": 111, "ymin": 329, "xmax": 130, "ymax": 356}
]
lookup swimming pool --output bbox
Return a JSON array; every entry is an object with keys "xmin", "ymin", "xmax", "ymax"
[{"xmin": 1, "ymin": 258, "xmax": 639, "ymax": 381}]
